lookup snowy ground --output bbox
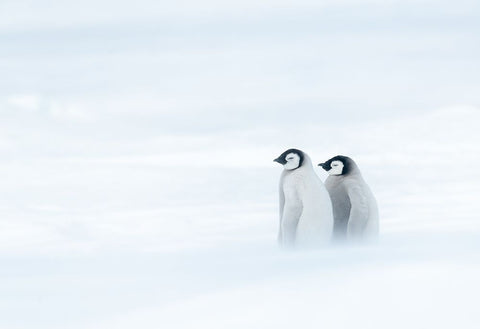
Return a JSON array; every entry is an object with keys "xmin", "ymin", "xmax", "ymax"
[{"xmin": 1, "ymin": 107, "xmax": 480, "ymax": 329}]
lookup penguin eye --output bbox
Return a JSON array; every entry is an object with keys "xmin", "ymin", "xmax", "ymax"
[
  {"xmin": 286, "ymin": 157, "xmax": 294, "ymax": 160},
  {"xmin": 332, "ymin": 164, "xmax": 338, "ymax": 167}
]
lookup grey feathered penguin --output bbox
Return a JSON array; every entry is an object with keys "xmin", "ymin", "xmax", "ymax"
[{"xmin": 318, "ymin": 156, "xmax": 379, "ymax": 241}]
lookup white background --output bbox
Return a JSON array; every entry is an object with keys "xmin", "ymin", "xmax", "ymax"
[{"xmin": 1, "ymin": 1, "xmax": 480, "ymax": 328}]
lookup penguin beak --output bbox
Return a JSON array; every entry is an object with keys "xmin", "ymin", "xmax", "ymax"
[
  {"xmin": 274, "ymin": 157, "xmax": 286, "ymax": 164},
  {"xmin": 318, "ymin": 163, "xmax": 327, "ymax": 171}
]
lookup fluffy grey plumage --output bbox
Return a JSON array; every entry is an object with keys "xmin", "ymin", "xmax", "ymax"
[{"xmin": 318, "ymin": 156, "xmax": 379, "ymax": 241}]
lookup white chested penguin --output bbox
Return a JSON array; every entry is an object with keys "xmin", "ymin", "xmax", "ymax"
[
  {"xmin": 318, "ymin": 156, "xmax": 379, "ymax": 241},
  {"xmin": 274, "ymin": 149, "xmax": 333, "ymax": 248}
]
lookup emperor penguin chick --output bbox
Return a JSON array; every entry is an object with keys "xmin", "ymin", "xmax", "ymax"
[
  {"xmin": 274, "ymin": 149, "xmax": 333, "ymax": 248},
  {"xmin": 318, "ymin": 156, "xmax": 379, "ymax": 241}
]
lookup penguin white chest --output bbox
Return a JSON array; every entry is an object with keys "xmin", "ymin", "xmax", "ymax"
[{"xmin": 282, "ymin": 174, "xmax": 304, "ymax": 203}]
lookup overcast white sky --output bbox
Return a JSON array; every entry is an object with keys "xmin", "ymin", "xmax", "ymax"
[
  {"xmin": 2, "ymin": 0, "xmax": 479, "ymax": 130},
  {"xmin": 0, "ymin": 0, "xmax": 478, "ymax": 164}
]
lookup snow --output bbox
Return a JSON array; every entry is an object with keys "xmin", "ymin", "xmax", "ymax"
[
  {"xmin": 2, "ymin": 1, "xmax": 480, "ymax": 327},
  {"xmin": 1, "ymin": 107, "xmax": 479, "ymax": 329}
]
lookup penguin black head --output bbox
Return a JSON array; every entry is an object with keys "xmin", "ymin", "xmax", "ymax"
[
  {"xmin": 318, "ymin": 155, "xmax": 352, "ymax": 176},
  {"xmin": 274, "ymin": 148, "xmax": 304, "ymax": 170}
]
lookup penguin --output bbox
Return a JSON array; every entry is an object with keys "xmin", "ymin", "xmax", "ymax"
[
  {"xmin": 274, "ymin": 149, "xmax": 333, "ymax": 248},
  {"xmin": 318, "ymin": 156, "xmax": 379, "ymax": 241}
]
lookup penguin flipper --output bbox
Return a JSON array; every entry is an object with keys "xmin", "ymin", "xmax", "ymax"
[
  {"xmin": 278, "ymin": 185, "xmax": 285, "ymax": 244},
  {"xmin": 346, "ymin": 184, "xmax": 369, "ymax": 238},
  {"xmin": 281, "ymin": 203, "xmax": 302, "ymax": 247}
]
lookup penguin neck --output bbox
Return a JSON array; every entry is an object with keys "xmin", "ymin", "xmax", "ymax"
[
  {"xmin": 334, "ymin": 158, "xmax": 359, "ymax": 176},
  {"xmin": 345, "ymin": 163, "xmax": 361, "ymax": 176}
]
